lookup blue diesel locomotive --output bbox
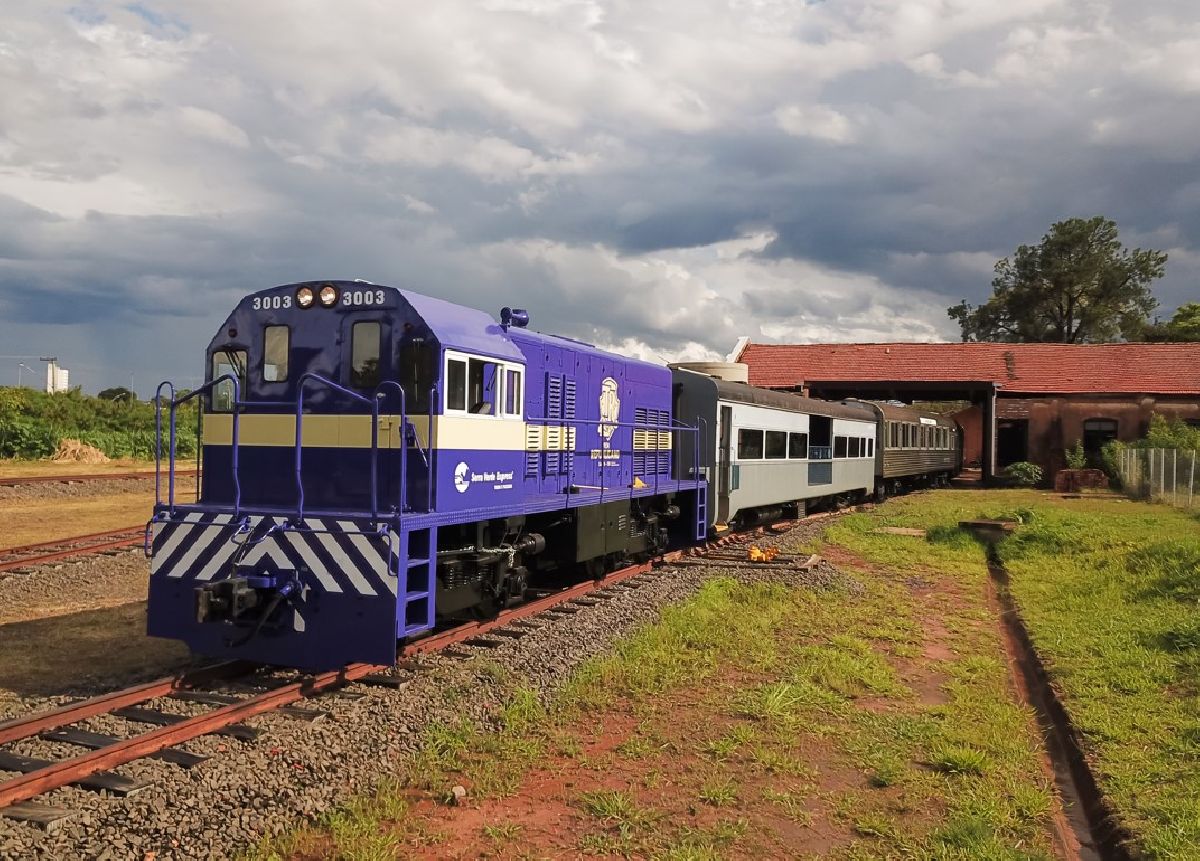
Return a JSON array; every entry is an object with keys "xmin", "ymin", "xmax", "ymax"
[{"xmin": 148, "ymin": 281, "xmax": 708, "ymax": 669}]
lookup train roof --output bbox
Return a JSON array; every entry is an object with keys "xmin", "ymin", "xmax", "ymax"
[
  {"xmin": 397, "ymin": 288, "xmax": 526, "ymax": 362},
  {"xmin": 856, "ymin": 400, "xmax": 959, "ymax": 427},
  {"xmin": 710, "ymin": 378, "xmax": 877, "ymax": 421}
]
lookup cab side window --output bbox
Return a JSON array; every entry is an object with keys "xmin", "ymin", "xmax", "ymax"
[
  {"xmin": 447, "ymin": 359, "xmax": 467, "ymax": 411},
  {"xmin": 469, "ymin": 359, "xmax": 500, "ymax": 415}
]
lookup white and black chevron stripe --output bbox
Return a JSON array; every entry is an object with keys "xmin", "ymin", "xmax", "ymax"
[{"xmin": 150, "ymin": 514, "xmax": 398, "ymax": 598}]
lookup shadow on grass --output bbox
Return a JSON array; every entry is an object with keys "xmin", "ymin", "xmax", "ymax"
[{"xmin": 0, "ymin": 601, "xmax": 191, "ymax": 697}]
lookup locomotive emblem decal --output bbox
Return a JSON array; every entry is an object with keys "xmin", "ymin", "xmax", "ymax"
[
  {"xmin": 591, "ymin": 377, "xmax": 622, "ymax": 466},
  {"xmin": 598, "ymin": 377, "xmax": 620, "ymax": 441},
  {"xmin": 454, "ymin": 461, "xmax": 471, "ymax": 493}
]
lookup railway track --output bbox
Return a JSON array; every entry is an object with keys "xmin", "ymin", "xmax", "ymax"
[
  {"xmin": 0, "ymin": 528, "xmax": 146, "ymax": 574},
  {"xmin": 0, "ymin": 470, "xmax": 196, "ymax": 488},
  {"xmin": 0, "ymin": 517, "xmax": 823, "ymax": 829},
  {"xmin": 0, "ymin": 554, "xmax": 676, "ymax": 827}
]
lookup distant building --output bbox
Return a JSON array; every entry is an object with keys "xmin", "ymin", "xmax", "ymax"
[
  {"xmin": 734, "ymin": 341, "xmax": 1200, "ymax": 482},
  {"xmin": 44, "ymin": 360, "xmax": 69, "ymax": 393}
]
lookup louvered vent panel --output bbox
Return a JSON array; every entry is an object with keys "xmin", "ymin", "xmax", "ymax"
[
  {"xmin": 545, "ymin": 374, "xmax": 562, "ymax": 474},
  {"xmin": 564, "ymin": 379, "xmax": 576, "ymax": 419}
]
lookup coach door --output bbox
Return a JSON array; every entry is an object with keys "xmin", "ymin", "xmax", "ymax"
[{"xmin": 717, "ymin": 404, "xmax": 733, "ymax": 524}]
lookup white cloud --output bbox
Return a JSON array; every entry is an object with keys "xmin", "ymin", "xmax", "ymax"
[{"xmin": 0, "ymin": 0, "xmax": 1198, "ymax": 390}]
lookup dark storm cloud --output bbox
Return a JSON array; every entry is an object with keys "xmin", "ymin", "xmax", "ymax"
[{"xmin": 1, "ymin": 0, "xmax": 1199, "ymax": 390}]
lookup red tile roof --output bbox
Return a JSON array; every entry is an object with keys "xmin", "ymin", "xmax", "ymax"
[{"xmin": 736, "ymin": 342, "xmax": 1200, "ymax": 395}]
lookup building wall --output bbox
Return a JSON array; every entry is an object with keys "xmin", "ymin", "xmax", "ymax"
[{"xmin": 956, "ymin": 395, "xmax": 1200, "ymax": 476}]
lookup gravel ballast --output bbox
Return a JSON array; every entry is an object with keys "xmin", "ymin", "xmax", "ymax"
[{"xmin": 0, "ymin": 517, "xmax": 851, "ymax": 860}]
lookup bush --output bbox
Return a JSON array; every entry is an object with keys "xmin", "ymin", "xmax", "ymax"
[
  {"xmin": 1139, "ymin": 414, "xmax": 1200, "ymax": 451},
  {"xmin": 1003, "ymin": 462, "xmax": 1043, "ymax": 487},
  {"xmin": 1065, "ymin": 440, "xmax": 1087, "ymax": 470},
  {"xmin": 0, "ymin": 386, "xmax": 197, "ymax": 461}
]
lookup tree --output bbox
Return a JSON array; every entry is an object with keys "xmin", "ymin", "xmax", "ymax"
[
  {"xmin": 97, "ymin": 386, "xmax": 136, "ymax": 403},
  {"xmin": 1143, "ymin": 302, "xmax": 1200, "ymax": 342},
  {"xmin": 948, "ymin": 217, "xmax": 1167, "ymax": 343}
]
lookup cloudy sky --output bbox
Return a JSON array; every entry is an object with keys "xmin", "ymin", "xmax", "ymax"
[{"xmin": 1, "ymin": 1, "xmax": 1198, "ymax": 393}]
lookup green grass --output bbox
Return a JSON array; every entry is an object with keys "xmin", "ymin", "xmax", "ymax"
[
  {"xmin": 252, "ymin": 497, "xmax": 1066, "ymax": 860},
  {"xmin": 831, "ymin": 489, "xmax": 1200, "ymax": 860}
]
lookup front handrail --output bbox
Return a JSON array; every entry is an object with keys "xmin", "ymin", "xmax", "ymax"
[
  {"xmin": 155, "ymin": 375, "xmax": 242, "ymax": 516},
  {"xmin": 293, "ymin": 373, "xmax": 377, "ymax": 523}
]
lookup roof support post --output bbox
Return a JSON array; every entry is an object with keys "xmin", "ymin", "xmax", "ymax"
[{"xmin": 982, "ymin": 385, "xmax": 997, "ymax": 485}]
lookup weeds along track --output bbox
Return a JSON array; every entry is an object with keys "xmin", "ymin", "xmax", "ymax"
[
  {"xmin": 0, "ymin": 513, "xmax": 840, "ymax": 838},
  {"xmin": 0, "ymin": 528, "xmax": 146, "ymax": 575}
]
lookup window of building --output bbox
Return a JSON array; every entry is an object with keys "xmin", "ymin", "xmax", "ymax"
[
  {"xmin": 263, "ymin": 326, "xmax": 289, "ymax": 383},
  {"xmin": 788, "ymin": 432, "xmax": 808, "ymax": 459},
  {"xmin": 350, "ymin": 322, "xmax": 381, "ymax": 389},
  {"xmin": 468, "ymin": 358, "xmax": 500, "ymax": 415},
  {"xmin": 1082, "ymin": 418, "xmax": 1118, "ymax": 455},
  {"xmin": 738, "ymin": 429, "xmax": 764, "ymax": 459},
  {"xmin": 446, "ymin": 359, "xmax": 467, "ymax": 411},
  {"xmin": 834, "ymin": 436, "xmax": 848, "ymax": 458},
  {"xmin": 504, "ymin": 368, "xmax": 522, "ymax": 416},
  {"xmin": 849, "ymin": 437, "xmax": 860, "ymax": 457},
  {"xmin": 210, "ymin": 349, "xmax": 246, "ymax": 413}
]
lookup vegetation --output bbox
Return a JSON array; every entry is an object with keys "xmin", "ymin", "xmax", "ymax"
[
  {"xmin": 256, "ymin": 522, "xmax": 1057, "ymax": 859},
  {"xmin": 1065, "ymin": 440, "xmax": 1087, "ymax": 470},
  {"xmin": 829, "ymin": 490, "xmax": 1200, "ymax": 859},
  {"xmin": 948, "ymin": 216, "xmax": 1167, "ymax": 343},
  {"xmin": 1100, "ymin": 414, "xmax": 1200, "ymax": 481},
  {"xmin": 0, "ymin": 386, "xmax": 197, "ymax": 460},
  {"xmin": 1002, "ymin": 461, "xmax": 1043, "ymax": 487},
  {"xmin": 1143, "ymin": 301, "xmax": 1200, "ymax": 342}
]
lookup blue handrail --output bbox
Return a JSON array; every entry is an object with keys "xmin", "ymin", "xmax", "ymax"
[
  {"xmin": 293, "ymin": 373, "xmax": 376, "ymax": 523},
  {"xmin": 156, "ymin": 375, "xmax": 242, "ymax": 516}
]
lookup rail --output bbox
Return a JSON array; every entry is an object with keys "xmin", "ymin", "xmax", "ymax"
[{"xmin": 809, "ymin": 445, "xmax": 833, "ymax": 460}]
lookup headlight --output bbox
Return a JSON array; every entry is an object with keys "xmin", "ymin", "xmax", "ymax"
[
  {"xmin": 319, "ymin": 284, "xmax": 338, "ymax": 307},
  {"xmin": 296, "ymin": 286, "xmax": 315, "ymax": 308}
]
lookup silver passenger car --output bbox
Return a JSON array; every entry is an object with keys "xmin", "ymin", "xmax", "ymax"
[{"xmin": 673, "ymin": 369, "xmax": 877, "ymax": 528}]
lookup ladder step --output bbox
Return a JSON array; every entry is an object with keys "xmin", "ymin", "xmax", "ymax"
[
  {"xmin": 405, "ymin": 557, "xmax": 431, "ymax": 568},
  {"xmin": 404, "ymin": 591, "xmax": 430, "ymax": 602}
]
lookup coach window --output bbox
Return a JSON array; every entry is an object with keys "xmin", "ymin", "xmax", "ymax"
[
  {"xmin": 765, "ymin": 430, "xmax": 787, "ymax": 459},
  {"xmin": 834, "ymin": 436, "xmax": 847, "ymax": 458},
  {"xmin": 504, "ymin": 368, "xmax": 523, "ymax": 417},
  {"xmin": 350, "ymin": 322, "xmax": 381, "ymax": 389},
  {"xmin": 263, "ymin": 326, "xmax": 289, "ymax": 383},
  {"xmin": 867, "ymin": 438, "xmax": 874, "ymax": 457},
  {"xmin": 738, "ymin": 429, "xmax": 764, "ymax": 459},
  {"xmin": 446, "ymin": 359, "xmax": 467, "ymax": 411},
  {"xmin": 849, "ymin": 437, "xmax": 860, "ymax": 458},
  {"xmin": 789, "ymin": 432, "xmax": 808, "ymax": 459},
  {"xmin": 468, "ymin": 359, "xmax": 500, "ymax": 415},
  {"xmin": 210, "ymin": 349, "xmax": 246, "ymax": 412}
]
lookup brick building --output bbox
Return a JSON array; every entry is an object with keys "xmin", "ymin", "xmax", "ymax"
[{"xmin": 734, "ymin": 341, "xmax": 1200, "ymax": 482}]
